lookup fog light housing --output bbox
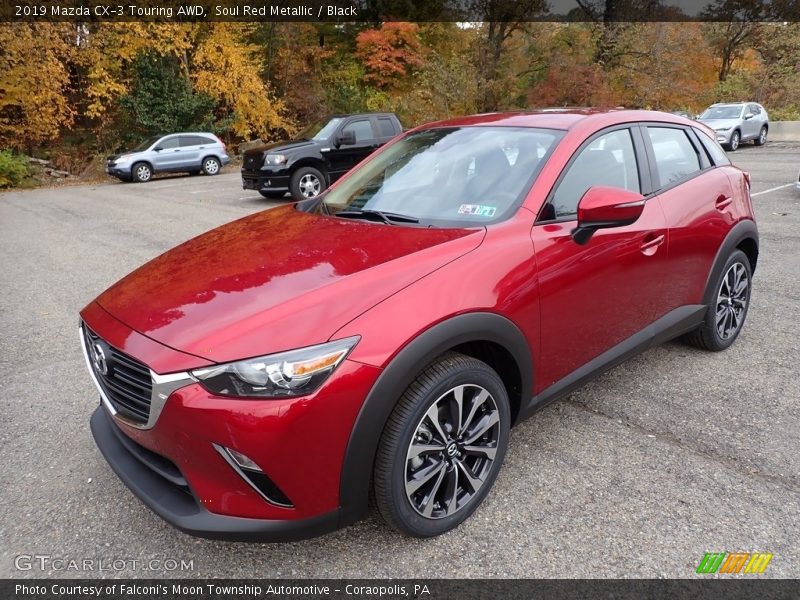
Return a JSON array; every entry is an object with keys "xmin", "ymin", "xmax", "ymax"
[{"xmin": 213, "ymin": 444, "xmax": 293, "ymax": 508}]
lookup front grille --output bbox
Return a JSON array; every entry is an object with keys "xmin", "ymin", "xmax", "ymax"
[
  {"xmin": 83, "ymin": 325, "xmax": 153, "ymax": 425},
  {"xmin": 242, "ymin": 153, "xmax": 263, "ymax": 170}
]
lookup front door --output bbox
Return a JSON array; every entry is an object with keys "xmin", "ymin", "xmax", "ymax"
[
  {"xmin": 325, "ymin": 117, "xmax": 379, "ymax": 181},
  {"xmin": 531, "ymin": 126, "xmax": 670, "ymax": 389}
]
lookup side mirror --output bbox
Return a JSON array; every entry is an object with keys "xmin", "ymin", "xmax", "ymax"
[
  {"xmin": 572, "ymin": 186, "xmax": 646, "ymax": 245},
  {"xmin": 744, "ymin": 113, "xmax": 754, "ymax": 120},
  {"xmin": 335, "ymin": 130, "xmax": 356, "ymax": 147}
]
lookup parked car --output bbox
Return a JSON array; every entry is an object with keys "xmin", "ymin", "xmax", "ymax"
[
  {"xmin": 697, "ymin": 102, "xmax": 769, "ymax": 151},
  {"xmin": 106, "ymin": 133, "xmax": 230, "ymax": 183},
  {"xmin": 241, "ymin": 113, "xmax": 403, "ymax": 200},
  {"xmin": 82, "ymin": 109, "xmax": 757, "ymax": 541}
]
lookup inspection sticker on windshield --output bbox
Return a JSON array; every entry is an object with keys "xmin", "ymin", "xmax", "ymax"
[{"xmin": 458, "ymin": 204, "xmax": 497, "ymax": 217}]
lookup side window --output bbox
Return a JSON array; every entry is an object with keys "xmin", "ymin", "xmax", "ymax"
[
  {"xmin": 158, "ymin": 137, "xmax": 179, "ymax": 150},
  {"xmin": 647, "ymin": 127, "xmax": 701, "ymax": 188},
  {"xmin": 550, "ymin": 129, "xmax": 640, "ymax": 219},
  {"xmin": 342, "ymin": 119, "xmax": 375, "ymax": 144},
  {"xmin": 695, "ymin": 129, "xmax": 731, "ymax": 166},
  {"xmin": 748, "ymin": 104, "xmax": 760, "ymax": 116},
  {"xmin": 377, "ymin": 117, "xmax": 396, "ymax": 137},
  {"xmin": 179, "ymin": 136, "xmax": 199, "ymax": 147}
]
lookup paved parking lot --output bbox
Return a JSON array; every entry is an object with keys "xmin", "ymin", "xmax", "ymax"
[{"xmin": 0, "ymin": 145, "xmax": 798, "ymax": 578}]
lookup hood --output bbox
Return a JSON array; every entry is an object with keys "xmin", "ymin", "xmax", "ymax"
[
  {"xmin": 243, "ymin": 139, "xmax": 317, "ymax": 157},
  {"xmin": 97, "ymin": 205, "xmax": 484, "ymax": 364},
  {"xmin": 697, "ymin": 118, "xmax": 741, "ymax": 130}
]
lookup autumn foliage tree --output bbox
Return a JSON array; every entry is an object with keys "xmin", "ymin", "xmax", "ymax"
[
  {"xmin": 0, "ymin": 24, "xmax": 75, "ymax": 151},
  {"xmin": 356, "ymin": 23, "xmax": 426, "ymax": 89}
]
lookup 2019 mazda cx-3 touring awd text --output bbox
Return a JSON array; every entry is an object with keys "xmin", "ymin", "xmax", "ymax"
[{"xmin": 81, "ymin": 110, "xmax": 758, "ymax": 541}]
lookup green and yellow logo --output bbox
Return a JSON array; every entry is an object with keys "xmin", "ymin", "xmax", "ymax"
[{"xmin": 696, "ymin": 552, "xmax": 773, "ymax": 574}]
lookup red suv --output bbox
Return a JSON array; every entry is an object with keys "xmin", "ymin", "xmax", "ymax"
[{"xmin": 82, "ymin": 110, "xmax": 757, "ymax": 541}]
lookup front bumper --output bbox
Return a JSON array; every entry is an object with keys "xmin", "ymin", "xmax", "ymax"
[
  {"xmin": 90, "ymin": 406, "xmax": 340, "ymax": 542},
  {"xmin": 715, "ymin": 130, "xmax": 733, "ymax": 144},
  {"xmin": 241, "ymin": 168, "xmax": 290, "ymax": 192},
  {"xmin": 106, "ymin": 165, "xmax": 131, "ymax": 177},
  {"xmin": 81, "ymin": 305, "xmax": 381, "ymax": 541}
]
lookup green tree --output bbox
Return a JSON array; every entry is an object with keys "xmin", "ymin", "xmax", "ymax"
[{"xmin": 119, "ymin": 53, "xmax": 216, "ymax": 137}]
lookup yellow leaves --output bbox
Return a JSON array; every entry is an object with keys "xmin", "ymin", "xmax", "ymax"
[
  {"xmin": 192, "ymin": 24, "xmax": 289, "ymax": 138},
  {"xmin": 0, "ymin": 23, "xmax": 74, "ymax": 148}
]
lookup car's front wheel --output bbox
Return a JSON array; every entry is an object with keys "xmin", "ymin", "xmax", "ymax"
[
  {"xmin": 374, "ymin": 352, "xmax": 510, "ymax": 537},
  {"xmin": 290, "ymin": 167, "xmax": 326, "ymax": 201},
  {"xmin": 727, "ymin": 130, "xmax": 740, "ymax": 151},
  {"xmin": 755, "ymin": 126, "xmax": 768, "ymax": 146},
  {"xmin": 683, "ymin": 249, "xmax": 752, "ymax": 351},
  {"xmin": 202, "ymin": 157, "xmax": 221, "ymax": 176},
  {"xmin": 132, "ymin": 162, "xmax": 152, "ymax": 183}
]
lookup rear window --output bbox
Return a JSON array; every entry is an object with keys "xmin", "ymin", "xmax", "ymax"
[
  {"xmin": 647, "ymin": 127, "xmax": 701, "ymax": 188},
  {"xmin": 695, "ymin": 128, "xmax": 731, "ymax": 166},
  {"xmin": 377, "ymin": 117, "xmax": 396, "ymax": 137}
]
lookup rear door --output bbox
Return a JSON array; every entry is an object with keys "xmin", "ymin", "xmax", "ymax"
[
  {"xmin": 325, "ymin": 117, "xmax": 379, "ymax": 181},
  {"xmin": 178, "ymin": 136, "xmax": 204, "ymax": 169},
  {"xmin": 531, "ymin": 125, "xmax": 670, "ymax": 389},
  {"xmin": 641, "ymin": 124, "xmax": 734, "ymax": 310}
]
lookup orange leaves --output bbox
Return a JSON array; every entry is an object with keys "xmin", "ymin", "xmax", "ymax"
[{"xmin": 356, "ymin": 23, "xmax": 426, "ymax": 89}]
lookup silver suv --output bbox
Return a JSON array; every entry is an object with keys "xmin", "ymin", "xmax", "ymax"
[
  {"xmin": 106, "ymin": 133, "xmax": 230, "ymax": 183},
  {"xmin": 698, "ymin": 102, "xmax": 769, "ymax": 151}
]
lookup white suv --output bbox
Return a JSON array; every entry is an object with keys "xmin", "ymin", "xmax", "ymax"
[{"xmin": 698, "ymin": 102, "xmax": 769, "ymax": 151}]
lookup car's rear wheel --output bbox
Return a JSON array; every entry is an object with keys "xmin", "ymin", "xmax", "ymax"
[
  {"xmin": 259, "ymin": 190, "xmax": 286, "ymax": 199},
  {"xmin": 374, "ymin": 352, "xmax": 510, "ymax": 537},
  {"xmin": 202, "ymin": 157, "xmax": 221, "ymax": 176},
  {"xmin": 727, "ymin": 130, "xmax": 740, "ymax": 151},
  {"xmin": 290, "ymin": 167, "xmax": 326, "ymax": 201},
  {"xmin": 683, "ymin": 249, "xmax": 752, "ymax": 351},
  {"xmin": 132, "ymin": 162, "xmax": 152, "ymax": 183},
  {"xmin": 754, "ymin": 126, "xmax": 768, "ymax": 146}
]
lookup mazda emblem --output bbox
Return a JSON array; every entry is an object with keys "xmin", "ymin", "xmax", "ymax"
[{"xmin": 91, "ymin": 342, "xmax": 108, "ymax": 376}]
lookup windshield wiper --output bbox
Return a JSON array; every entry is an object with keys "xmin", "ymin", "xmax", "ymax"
[{"xmin": 335, "ymin": 209, "xmax": 419, "ymax": 224}]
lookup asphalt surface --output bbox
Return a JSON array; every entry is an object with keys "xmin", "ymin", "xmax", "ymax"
[{"xmin": 1, "ymin": 145, "xmax": 798, "ymax": 579}]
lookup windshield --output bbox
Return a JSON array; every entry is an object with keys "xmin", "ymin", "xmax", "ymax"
[
  {"xmin": 701, "ymin": 106, "xmax": 743, "ymax": 120},
  {"xmin": 320, "ymin": 126, "xmax": 564, "ymax": 227},
  {"xmin": 130, "ymin": 136, "xmax": 161, "ymax": 152},
  {"xmin": 294, "ymin": 117, "xmax": 343, "ymax": 141}
]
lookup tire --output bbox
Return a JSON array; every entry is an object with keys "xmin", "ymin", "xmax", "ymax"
[
  {"xmin": 683, "ymin": 249, "xmax": 752, "ymax": 351},
  {"xmin": 132, "ymin": 162, "xmax": 152, "ymax": 183},
  {"xmin": 202, "ymin": 157, "xmax": 221, "ymax": 176},
  {"xmin": 289, "ymin": 166, "xmax": 326, "ymax": 201},
  {"xmin": 259, "ymin": 190, "xmax": 287, "ymax": 199},
  {"xmin": 727, "ymin": 130, "xmax": 740, "ymax": 151},
  {"xmin": 374, "ymin": 352, "xmax": 511, "ymax": 537},
  {"xmin": 754, "ymin": 126, "xmax": 767, "ymax": 146}
]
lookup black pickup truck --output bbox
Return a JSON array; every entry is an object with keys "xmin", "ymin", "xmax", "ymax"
[{"xmin": 241, "ymin": 113, "xmax": 403, "ymax": 200}]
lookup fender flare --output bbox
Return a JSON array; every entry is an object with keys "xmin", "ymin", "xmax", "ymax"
[
  {"xmin": 337, "ymin": 312, "xmax": 532, "ymax": 526},
  {"xmin": 288, "ymin": 157, "xmax": 329, "ymax": 184},
  {"xmin": 701, "ymin": 219, "xmax": 759, "ymax": 306}
]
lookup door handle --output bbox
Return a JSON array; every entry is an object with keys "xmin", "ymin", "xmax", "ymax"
[
  {"xmin": 173, "ymin": 149, "xmax": 181, "ymax": 152},
  {"xmin": 715, "ymin": 195, "xmax": 733, "ymax": 210},
  {"xmin": 640, "ymin": 233, "xmax": 665, "ymax": 256}
]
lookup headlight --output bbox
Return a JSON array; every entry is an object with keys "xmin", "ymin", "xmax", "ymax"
[
  {"xmin": 265, "ymin": 154, "xmax": 287, "ymax": 165},
  {"xmin": 191, "ymin": 337, "xmax": 359, "ymax": 399},
  {"xmin": 715, "ymin": 127, "xmax": 731, "ymax": 132},
  {"xmin": 115, "ymin": 155, "xmax": 132, "ymax": 164}
]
